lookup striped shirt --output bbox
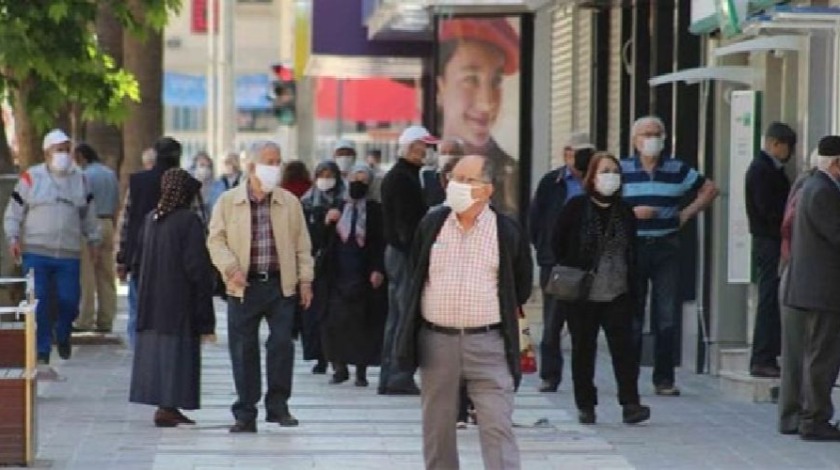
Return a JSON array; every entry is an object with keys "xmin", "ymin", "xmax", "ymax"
[
  {"xmin": 422, "ymin": 205, "xmax": 501, "ymax": 328},
  {"xmin": 620, "ymin": 156, "xmax": 706, "ymax": 237}
]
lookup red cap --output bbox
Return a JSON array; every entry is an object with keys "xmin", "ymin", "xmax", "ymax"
[{"xmin": 439, "ymin": 18, "xmax": 520, "ymax": 75}]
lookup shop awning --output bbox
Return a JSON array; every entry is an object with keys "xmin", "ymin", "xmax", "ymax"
[
  {"xmin": 315, "ymin": 77, "xmax": 420, "ymax": 122},
  {"xmin": 714, "ymin": 35, "xmax": 804, "ymax": 57},
  {"xmin": 649, "ymin": 66, "xmax": 760, "ymax": 87}
]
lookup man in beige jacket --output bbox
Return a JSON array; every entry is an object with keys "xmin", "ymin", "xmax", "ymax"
[{"xmin": 208, "ymin": 140, "xmax": 314, "ymax": 433}]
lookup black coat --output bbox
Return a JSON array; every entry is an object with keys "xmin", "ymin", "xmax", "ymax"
[
  {"xmin": 118, "ymin": 162, "xmax": 177, "ymax": 268},
  {"xmin": 316, "ymin": 200, "xmax": 387, "ymax": 365},
  {"xmin": 745, "ymin": 151, "xmax": 790, "ymax": 239},
  {"xmin": 133, "ymin": 209, "xmax": 215, "ymax": 336},
  {"xmin": 381, "ymin": 159, "xmax": 427, "ymax": 253},
  {"xmin": 528, "ymin": 167, "xmax": 569, "ymax": 268},
  {"xmin": 395, "ymin": 205, "xmax": 533, "ymax": 389}
]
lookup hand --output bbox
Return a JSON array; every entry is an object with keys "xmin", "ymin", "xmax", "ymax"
[
  {"xmin": 228, "ymin": 270, "xmax": 248, "ymax": 290},
  {"xmin": 678, "ymin": 210, "xmax": 691, "ymax": 227},
  {"xmin": 9, "ymin": 241, "xmax": 20, "ymax": 262},
  {"xmin": 201, "ymin": 334, "xmax": 217, "ymax": 344},
  {"xmin": 325, "ymin": 209, "xmax": 341, "ymax": 224},
  {"xmin": 370, "ymin": 271, "xmax": 384, "ymax": 289},
  {"xmin": 116, "ymin": 264, "xmax": 128, "ymax": 282},
  {"xmin": 633, "ymin": 206, "xmax": 658, "ymax": 220},
  {"xmin": 299, "ymin": 282, "xmax": 313, "ymax": 309}
]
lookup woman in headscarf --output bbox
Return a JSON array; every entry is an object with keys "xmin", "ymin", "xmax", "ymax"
[
  {"xmin": 191, "ymin": 152, "xmax": 215, "ymax": 218},
  {"xmin": 299, "ymin": 160, "xmax": 346, "ymax": 373},
  {"xmin": 317, "ymin": 163, "xmax": 386, "ymax": 386},
  {"xmin": 129, "ymin": 168, "xmax": 216, "ymax": 427}
]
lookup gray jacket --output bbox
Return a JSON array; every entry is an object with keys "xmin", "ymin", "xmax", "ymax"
[
  {"xmin": 4, "ymin": 164, "xmax": 102, "ymax": 259},
  {"xmin": 784, "ymin": 171, "xmax": 840, "ymax": 313}
]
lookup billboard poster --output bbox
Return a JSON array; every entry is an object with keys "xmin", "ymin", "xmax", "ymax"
[{"xmin": 436, "ymin": 16, "xmax": 521, "ymax": 216}]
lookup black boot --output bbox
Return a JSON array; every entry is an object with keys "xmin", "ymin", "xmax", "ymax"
[
  {"xmin": 622, "ymin": 404, "xmax": 651, "ymax": 425},
  {"xmin": 330, "ymin": 363, "xmax": 349, "ymax": 384},
  {"xmin": 355, "ymin": 366, "xmax": 369, "ymax": 387},
  {"xmin": 312, "ymin": 359, "xmax": 327, "ymax": 375}
]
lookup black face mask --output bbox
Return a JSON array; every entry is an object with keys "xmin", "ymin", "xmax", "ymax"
[
  {"xmin": 349, "ymin": 181, "xmax": 369, "ymax": 200},
  {"xmin": 574, "ymin": 148, "xmax": 595, "ymax": 174}
]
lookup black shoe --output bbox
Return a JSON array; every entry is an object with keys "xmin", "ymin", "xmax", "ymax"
[
  {"xmin": 37, "ymin": 353, "xmax": 49, "ymax": 365},
  {"xmin": 312, "ymin": 361, "xmax": 327, "ymax": 375},
  {"xmin": 800, "ymin": 422, "xmax": 840, "ymax": 441},
  {"xmin": 355, "ymin": 378, "xmax": 369, "ymax": 387},
  {"xmin": 267, "ymin": 412, "xmax": 299, "ymax": 427},
  {"xmin": 750, "ymin": 364, "xmax": 781, "ymax": 378},
  {"xmin": 229, "ymin": 421, "xmax": 257, "ymax": 433},
  {"xmin": 654, "ymin": 383, "xmax": 681, "ymax": 396},
  {"xmin": 578, "ymin": 408, "xmax": 596, "ymax": 425},
  {"xmin": 94, "ymin": 327, "xmax": 113, "ymax": 334},
  {"xmin": 330, "ymin": 372, "xmax": 349, "ymax": 384},
  {"xmin": 383, "ymin": 384, "xmax": 421, "ymax": 395},
  {"xmin": 538, "ymin": 380, "xmax": 560, "ymax": 393},
  {"xmin": 57, "ymin": 342, "xmax": 71, "ymax": 360},
  {"xmin": 622, "ymin": 404, "xmax": 651, "ymax": 425},
  {"xmin": 780, "ymin": 428, "xmax": 799, "ymax": 435}
]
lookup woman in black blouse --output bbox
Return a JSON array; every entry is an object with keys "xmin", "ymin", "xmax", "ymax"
[{"xmin": 552, "ymin": 152, "xmax": 650, "ymax": 426}]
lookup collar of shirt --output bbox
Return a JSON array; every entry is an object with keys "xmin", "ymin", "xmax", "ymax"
[
  {"xmin": 761, "ymin": 150, "xmax": 786, "ymax": 170},
  {"xmin": 448, "ymin": 204, "xmax": 492, "ymax": 233},
  {"xmin": 819, "ymin": 169, "xmax": 840, "ymax": 193},
  {"xmin": 631, "ymin": 154, "xmax": 669, "ymax": 172},
  {"xmin": 247, "ymin": 182, "xmax": 272, "ymax": 204}
]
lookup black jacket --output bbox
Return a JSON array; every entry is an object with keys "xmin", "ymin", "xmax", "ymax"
[
  {"xmin": 381, "ymin": 159, "xmax": 427, "ymax": 253},
  {"xmin": 395, "ymin": 205, "xmax": 533, "ymax": 389},
  {"xmin": 133, "ymin": 209, "xmax": 215, "ymax": 336},
  {"xmin": 528, "ymin": 167, "xmax": 569, "ymax": 268},
  {"xmin": 118, "ymin": 162, "xmax": 177, "ymax": 267},
  {"xmin": 745, "ymin": 151, "xmax": 790, "ymax": 239},
  {"xmin": 552, "ymin": 195, "xmax": 639, "ymax": 306}
]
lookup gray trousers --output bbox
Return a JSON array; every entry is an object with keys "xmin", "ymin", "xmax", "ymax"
[
  {"xmin": 778, "ymin": 269, "xmax": 809, "ymax": 433},
  {"xmin": 419, "ymin": 327, "xmax": 520, "ymax": 470},
  {"xmin": 379, "ymin": 246, "xmax": 417, "ymax": 391},
  {"xmin": 800, "ymin": 309, "xmax": 840, "ymax": 432}
]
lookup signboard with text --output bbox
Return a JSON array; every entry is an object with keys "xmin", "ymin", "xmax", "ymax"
[{"xmin": 728, "ymin": 90, "xmax": 762, "ymax": 284}]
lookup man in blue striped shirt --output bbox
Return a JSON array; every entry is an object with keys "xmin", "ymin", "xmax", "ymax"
[{"xmin": 621, "ymin": 116, "xmax": 719, "ymax": 396}]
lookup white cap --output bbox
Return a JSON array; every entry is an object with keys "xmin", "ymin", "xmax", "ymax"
[
  {"xmin": 566, "ymin": 131, "xmax": 593, "ymax": 150},
  {"xmin": 398, "ymin": 125, "xmax": 439, "ymax": 146},
  {"xmin": 333, "ymin": 138, "xmax": 356, "ymax": 152},
  {"xmin": 42, "ymin": 129, "xmax": 70, "ymax": 151}
]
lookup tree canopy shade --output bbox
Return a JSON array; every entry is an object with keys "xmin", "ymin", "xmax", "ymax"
[{"xmin": 0, "ymin": 0, "xmax": 181, "ymax": 169}]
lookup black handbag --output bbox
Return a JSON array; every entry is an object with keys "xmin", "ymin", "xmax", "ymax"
[{"xmin": 545, "ymin": 204, "xmax": 614, "ymax": 302}]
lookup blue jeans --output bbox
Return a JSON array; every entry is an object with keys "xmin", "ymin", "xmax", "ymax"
[
  {"xmin": 127, "ymin": 275, "xmax": 138, "ymax": 349},
  {"xmin": 22, "ymin": 253, "xmax": 81, "ymax": 358},
  {"xmin": 633, "ymin": 234, "xmax": 681, "ymax": 386}
]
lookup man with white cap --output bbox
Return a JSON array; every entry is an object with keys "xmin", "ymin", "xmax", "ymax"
[
  {"xmin": 528, "ymin": 131, "xmax": 593, "ymax": 393},
  {"xmin": 333, "ymin": 138, "xmax": 357, "ymax": 180},
  {"xmin": 379, "ymin": 124, "xmax": 438, "ymax": 395},
  {"xmin": 4, "ymin": 129, "xmax": 102, "ymax": 364}
]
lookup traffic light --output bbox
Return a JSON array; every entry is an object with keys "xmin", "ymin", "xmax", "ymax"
[{"xmin": 271, "ymin": 64, "xmax": 296, "ymax": 125}]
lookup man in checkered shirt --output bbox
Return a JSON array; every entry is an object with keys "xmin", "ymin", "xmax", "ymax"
[{"xmin": 396, "ymin": 154, "xmax": 533, "ymax": 470}]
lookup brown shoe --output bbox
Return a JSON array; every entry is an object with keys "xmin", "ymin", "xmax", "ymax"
[
  {"xmin": 154, "ymin": 408, "xmax": 180, "ymax": 428},
  {"xmin": 173, "ymin": 409, "xmax": 196, "ymax": 425}
]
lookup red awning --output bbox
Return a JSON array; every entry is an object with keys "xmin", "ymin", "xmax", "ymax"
[{"xmin": 315, "ymin": 77, "xmax": 420, "ymax": 122}]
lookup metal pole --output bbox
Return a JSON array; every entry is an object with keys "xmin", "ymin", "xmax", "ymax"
[
  {"xmin": 695, "ymin": 37, "xmax": 711, "ymax": 374},
  {"xmin": 629, "ymin": 2, "xmax": 638, "ymax": 157},
  {"xmin": 217, "ymin": 0, "xmax": 236, "ymax": 158},
  {"xmin": 671, "ymin": 0, "xmax": 680, "ymax": 154},
  {"xmin": 207, "ymin": 0, "xmax": 217, "ymax": 158}
]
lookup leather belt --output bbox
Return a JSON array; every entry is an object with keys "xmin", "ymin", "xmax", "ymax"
[
  {"xmin": 247, "ymin": 271, "xmax": 279, "ymax": 282},
  {"xmin": 423, "ymin": 320, "xmax": 502, "ymax": 336}
]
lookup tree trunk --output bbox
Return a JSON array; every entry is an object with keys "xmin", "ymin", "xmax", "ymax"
[
  {"xmin": 121, "ymin": 0, "xmax": 163, "ymax": 199},
  {"xmin": 11, "ymin": 79, "xmax": 42, "ymax": 170},
  {"xmin": 86, "ymin": 3, "xmax": 124, "ymax": 173},
  {"xmin": 0, "ymin": 111, "xmax": 16, "ymax": 173}
]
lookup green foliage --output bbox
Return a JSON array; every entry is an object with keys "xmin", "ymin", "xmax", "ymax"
[{"xmin": 0, "ymin": 0, "xmax": 181, "ymax": 133}]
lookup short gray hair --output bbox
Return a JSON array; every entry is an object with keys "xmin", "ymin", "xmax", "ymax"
[
  {"xmin": 631, "ymin": 116, "xmax": 667, "ymax": 139},
  {"xmin": 247, "ymin": 140, "xmax": 282, "ymax": 163}
]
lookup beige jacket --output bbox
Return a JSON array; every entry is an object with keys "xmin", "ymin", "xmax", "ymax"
[{"xmin": 207, "ymin": 182, "xmax": 314, "ymax": 298}]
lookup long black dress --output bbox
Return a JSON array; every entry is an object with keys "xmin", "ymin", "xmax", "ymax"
[
  {"xmin": 316, "ymin": 200, "xmax": 387, "ymax": 367},
  {"xmin": 129, "ymin": 209, "xmax": 215, "ymax": 410}
]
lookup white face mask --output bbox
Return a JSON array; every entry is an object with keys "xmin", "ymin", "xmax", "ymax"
[
  {"xmin": 595, "ymin": 173, "xmax": 622, "ymax": 197},
  {"xmin": 445, "ymin": 180, "xmax": 477, "ymax": 214},
  {"xmin": 195, "ymin": 166, "xmax": 212, "ymax": 181},
  {"xmin": 640, "ymin": 137, "xmax": 664, "ymax": 157},
  {"xmin": 316, "ymin": 177, "xmax": 336, "ymax": 191},
  {"xmin": 254, "ymin": 163, "xmax": 280, "ymax": 193},
  {"xmin": 335, "ymin": 157, "xmax": 354, "ymax": 173},
  {"xmin": 437, "ymin": 154, "xmax": 455, "ymax": 170},
  {"xmin": 50, "ymin": 151, "xmax": 73, "ymax": 173}
]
